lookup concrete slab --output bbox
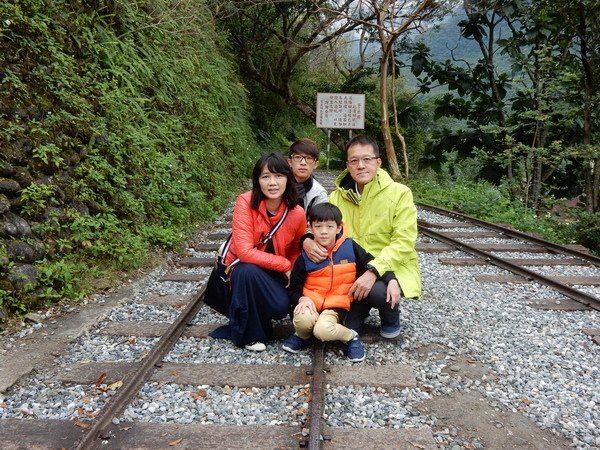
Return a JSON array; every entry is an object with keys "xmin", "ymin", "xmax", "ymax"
[
  {"xmin": 418, "ymin": 221, "xmax": 476, "ymax": 228},
  {"xmin": 107, "ymin": 422, "xmax": 302, "ymax": 449},
  {"xmin": 139, "ymin": 294, "xmax": 194, "ymax": 306},
  {"xmin": 477, "ymin": 274, "xmax": 600, "ymax": 285},
  {"xmin": 323, "ymin": 426, "xmax": 437, "ymax": 450},
  {"xmin": 0, "ymin": 418, "xmax": 85, "ymax": 449},
  {"xmin": 193, "ymin": 243, "xmax": 220, "ymax": 252},
  {"xmin": 439, "ymin": 257, "xmax": 587, "ymax": 266},
  {"xmin": 97, "ymin": 321, "xmax": 295, "ymax": 340},
  {"xmin": 177, "ymin": 257, "xmax": 214, "ymax": 267},
  {"xmin": 328, "ymin": 364, "xmax": 416, "ymax": 388},
  {"xmin": 418, "ymin": 243, "xmax": 548, "ymax": 253},
  {"xmin": 57, "ymin": 361, "xmax": 311, "ymax": 388},
  {"xmin": 526, "ymin": 298, "xmax": 590, "ymax": 311},
  {"xmin": 417, "ymin": 390, "xmax": 572, "ymax": 449},
  {"xmin": 0, "ymin": 279, "xmax": 143, "ymax": 393},
  {"xmin": 158, "ymin": 273, "xmax": 204, "ymax": 282},
  {"xmin": 416, "ymin": 243, "xmax": 453, "ymax": 252},
  {"xmin": 97, "ymin": 321, "xmax": 212, "ymax": 338}
]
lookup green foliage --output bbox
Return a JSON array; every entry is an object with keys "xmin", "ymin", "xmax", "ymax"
[
  {"xmin": 0, "ymin": 244, "xmax": 12, "ymax": 276},
  {"xmin": 19, "ymin": 183, "xmax": 57, "ymax": 216},
  {"xmin": 36, "ymin": 259, "xmax": 89, "ymax": 301},
  {"xmin": 410, "ymin": 176, "xmax": 566, "ymax": 245},
  {"xmin": 439, "ymin": 150, "xmax": 486, "ymax": 184},
  {"xmin": 0, "ymin": 0, "xmax": 259, "ymax": 314},
  {"xmin": 32, "ymin": 143, "xmax": 64, "ymax": 167},
  {"xmin": 560, "ymin": 211, "xmax": 600, "ymax": 254},
  {"xmin": 0, "ymin": 289, "xmax": 27, "ymax": 314},
  {"xmin": 139, "ymin": 225, "xmax": 183, "ymax": 248}
]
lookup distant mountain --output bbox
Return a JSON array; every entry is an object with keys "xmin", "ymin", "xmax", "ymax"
[
  {"xmin": 341, "ymin": 9, "xmax": 513, "ymax": 94},
  {"xmin": 399, "ymin": 10, "xmax": 512, "ymax": 91}
]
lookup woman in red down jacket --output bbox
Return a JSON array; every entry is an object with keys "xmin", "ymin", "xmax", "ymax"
[{"xmin": 209, "ymin": 153, "xmax": 306, "ymax": 351}]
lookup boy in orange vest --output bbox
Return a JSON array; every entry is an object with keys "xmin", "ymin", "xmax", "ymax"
[{"xmin": 282, "ymin": 203, "xmax": 399, "ymax": 361}]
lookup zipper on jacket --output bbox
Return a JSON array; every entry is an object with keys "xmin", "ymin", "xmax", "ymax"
[{"xmin": 319, "ymin": 256, "xmax": 334, "ymax": 312}]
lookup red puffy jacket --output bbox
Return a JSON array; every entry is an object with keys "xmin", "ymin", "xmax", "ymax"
[{"xmin": 226, "ymin": 191, "xmax": 306, "ymax": 272}]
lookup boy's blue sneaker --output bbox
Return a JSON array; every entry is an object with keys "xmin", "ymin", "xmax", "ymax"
[
  {"xmin": 380, "ymin": 316, "xmax": 401, "ymax": 339},
  {"xmin": 345, "ymin": 335, "xmax": 366, "ymax": 362},
  {"xmin": 282, "ymin": 334, "xmax": 311, "ymax": 354}
]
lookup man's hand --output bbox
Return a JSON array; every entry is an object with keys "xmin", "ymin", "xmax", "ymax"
[
  {"xmin": 303, "ymin": 238, "xmax": 328, "ymax": 263},
  {"xmin": 386, "ymin": 279, "xmax": 401, "ymax": 309},
  {"xmin": 294, "ymin": 296, "xmax": 317, "ymax": 314},
  {"xmin": 349, "ymin": 271, "xmax": 377, "ymax": 301},
  {"xmin": 284, "ymin": 269, "xmax": 292, "ymax": 288}
]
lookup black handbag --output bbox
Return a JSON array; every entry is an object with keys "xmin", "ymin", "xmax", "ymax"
[{"xmin": 203, "ymin": 207, "xmax": 289, "ymax": 316}]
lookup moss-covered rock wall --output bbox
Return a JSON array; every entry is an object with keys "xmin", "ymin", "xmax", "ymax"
[{"xmin": 0, "ymin": 0, "xmax": 258, "ymax": 320}]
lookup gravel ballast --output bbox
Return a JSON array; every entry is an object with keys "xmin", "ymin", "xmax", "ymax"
[{"xmin": 0, "ymin": 205, "xmax": 598, "ymax": 449}]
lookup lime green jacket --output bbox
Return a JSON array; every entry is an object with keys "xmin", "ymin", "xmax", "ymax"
[{"xmin": 329, "ymin": 169, "xmax": 421, "ymax": 299}]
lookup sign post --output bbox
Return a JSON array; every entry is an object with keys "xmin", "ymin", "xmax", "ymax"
[{"xmin": 316, "ymin": 93, "xmax": 365, "ymax": 169}]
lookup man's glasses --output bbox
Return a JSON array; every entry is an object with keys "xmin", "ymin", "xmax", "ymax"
[
  {"xmin": 291, "ymin": 154, "xmax": 316, "ymax": 164},
  {"xmin": 347, "ymin": 156, "xmax": 379, "ymax": 166}
]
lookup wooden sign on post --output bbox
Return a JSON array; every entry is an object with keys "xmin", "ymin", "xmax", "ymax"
[
  {"xmin": 316, "ymin": 93, "xmax": 365, "ymax": 169},
  {"xmin": 316, "ymin": 93, "xmax": 365, "ymax": 130}
]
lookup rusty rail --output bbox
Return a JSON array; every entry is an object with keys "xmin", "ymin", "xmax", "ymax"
[
  {"xmin": 75, "ymin": 285, "xmax": 207, "ymax": 449},
  {"xmin": 417, "ymin": 202, "xmax": 600, "ymax": 266},
  {"xmin": 419, "ymin": 224, "xmax": 600, "ymax": 311}
]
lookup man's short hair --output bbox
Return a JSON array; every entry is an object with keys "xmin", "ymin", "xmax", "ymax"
[
  {"xmin": 308, "ymin": 202, "xmax": 342, "ymax": 226},
  {"xmin": 344, "ymin": 134, "xmax": 380, "ymax": 157},
  {"xmin": 289, "ymin": 138, "xmax": 319, "ymax": 159}
]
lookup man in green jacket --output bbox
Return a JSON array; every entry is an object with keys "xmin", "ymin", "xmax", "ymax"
[{"xmin": 303, "ymin": 134, "xmax": 421, "ymax": 339}]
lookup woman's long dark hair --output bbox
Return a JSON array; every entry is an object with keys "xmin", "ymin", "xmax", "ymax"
[{"xmin": 251, "ymin": 153, "xmax": 298, "ymax": 209}]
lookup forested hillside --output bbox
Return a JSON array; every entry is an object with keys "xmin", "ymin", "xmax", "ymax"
[{"xmin": 0, "ymin": 0, "xmax": 257, "ymax": 322}]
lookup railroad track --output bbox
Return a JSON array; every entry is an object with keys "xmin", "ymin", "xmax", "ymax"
[
  {"xmin": 417, "ymin": 203, "xmax": 600, "ymax": 312},
  {"xmin": 0, "ymin": 171, "xmax": 434, "ymax": 449},
  {"xmin": 0, "ymin": 170, "xmax": 597, "ymax": 449}
]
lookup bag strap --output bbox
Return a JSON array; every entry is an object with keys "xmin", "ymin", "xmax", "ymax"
[
  {"xmin": 259, "ymin": 206, "xmax": 289, "ymax": 245},
  {"xmin": 220, "ymin": 206, "xmax": 289, "ymax": 272}
]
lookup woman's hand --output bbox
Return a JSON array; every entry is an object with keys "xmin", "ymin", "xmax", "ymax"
[
  {"xmin": 386, "ymin": 279, "xmax": 401, "ymax": 309},
  {"xmin": 303, "ymin": 237, "xmax": 327, "ymax": 263},
  {"xmin": 294, "ymin": 296, "xmax": 317, "ymax": 314}
]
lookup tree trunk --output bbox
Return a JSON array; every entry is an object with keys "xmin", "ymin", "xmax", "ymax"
[
  {"xmin": 577, "ymin": 2, "xmax": 598, "ymax": 211},
  {"xmin": 593, "ymin": 158, "xmax": 600, "ymax": 212},
  {"xmin": 379, "ymin": 52, "xmax": 401, "ymax": 180}
]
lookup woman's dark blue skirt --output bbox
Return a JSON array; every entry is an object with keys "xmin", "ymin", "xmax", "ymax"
[{"xmin": 209, "ymin": 263, "xmax": 290, "ymax": 347}]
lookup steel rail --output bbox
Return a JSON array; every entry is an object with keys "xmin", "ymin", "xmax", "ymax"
[
  {"xmin": 417, "ymin": 202, "xmax": 600, "ymax": 266},
  {"xmin": 306, "ymin": 340, "xmax": 326, "ymax": 449},
  {"xmin": 419, "ymin": 226, "xmax": 600, "ymax": 312},
  {"xmin": 75, "ymin": 284, "xmax": 207, "ymax": 449}
]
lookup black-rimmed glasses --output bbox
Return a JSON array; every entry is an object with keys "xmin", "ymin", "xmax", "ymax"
[
  {"xmin": 347, "ymin": 156, "xmax": 379, "ymax": 166},
  {"xmin": 291, "ymin": 154, "xmax": 316, "ymax": 164}
]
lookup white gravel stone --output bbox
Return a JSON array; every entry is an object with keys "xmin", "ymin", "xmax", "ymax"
[{"xmin": 0, "ymin": 195, "xmax": 598, "ymax": 450}]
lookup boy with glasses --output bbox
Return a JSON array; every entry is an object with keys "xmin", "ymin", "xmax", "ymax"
[
  {"xmin": 302, "ymin": 135, "xmax": 421, "ymax": 346},
  {"xmin": 288, "ymin": 138, "xmax": 328, "ymax": 215}
]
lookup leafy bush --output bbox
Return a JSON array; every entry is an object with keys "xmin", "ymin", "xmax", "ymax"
[
  {"xmin": 0, "ymin": 0, "xmax": 259, "ymax": 315},
  {"xmin": 410, "ymin": 176, "xmax": 570, "ymax": 246},
  {"xmin": 559, "ymin": 211, "xmax": 600, "ymax": 254},
  {"xmin": 36, "ymin": 259, "xmax": 90, "ymax": 301}
]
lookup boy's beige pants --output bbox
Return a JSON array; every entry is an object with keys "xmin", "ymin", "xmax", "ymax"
[{"xmin": 293, "ymin": 309, "xmax": 354, "ymax": 342}]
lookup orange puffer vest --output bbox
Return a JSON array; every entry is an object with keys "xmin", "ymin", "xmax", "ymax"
[{"xmin": 302, "ymin": 230, "xmax": 356, "ymax": 312}]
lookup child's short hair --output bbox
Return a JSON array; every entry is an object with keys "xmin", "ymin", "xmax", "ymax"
[
  {"xmin": 308, "ymin": 202, "xmax": 342, "ymax": 226},
  {"xmin": 289, "ymin": 138, "xmax": 319, "ymax": 159}
]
